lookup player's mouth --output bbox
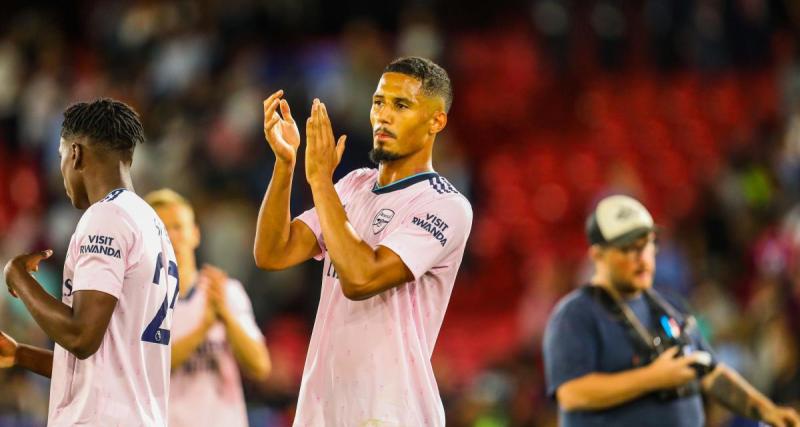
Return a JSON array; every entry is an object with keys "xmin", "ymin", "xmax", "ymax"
[{"xmin": 374, "ymin": 128, "xmax": 396, "ymax": 141}]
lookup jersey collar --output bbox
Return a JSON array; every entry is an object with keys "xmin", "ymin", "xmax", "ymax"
[
  {"xmin": 179, "ymin": 285, "xmax": 198, "ymax": 301},
  {"xmin": 100, "ymin": 188, "xmax": 128, "ymax": 202},
  {"xmin": 371, "ymin": 171, "xmax": 438, "ymax": 195}
]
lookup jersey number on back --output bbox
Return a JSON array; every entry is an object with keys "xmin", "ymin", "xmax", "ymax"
[{"xmin": 141, "ymin": 252, "xmax": 179, "ymax": 345}]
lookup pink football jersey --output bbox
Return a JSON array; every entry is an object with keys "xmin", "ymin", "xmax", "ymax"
[
  {"xmin": 169, "ymin": 278, "xmax": 264, "ymax": 427},
  {"xmin": 295, "ymin": 168, "xmax": 473, "ymax": 426},
  {"xmin": 49, "ymin": 189, "xmax": 178, "ymax": 426}
]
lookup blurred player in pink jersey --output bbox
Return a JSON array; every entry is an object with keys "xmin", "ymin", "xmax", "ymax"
[
  {"xmin": 144, "ymin": 189, "xmax": 271, "ymax": 427},
  {"xmin": 1, "ymin": 99, "xmax": 178, "ymax": 425},
  {"xmin": 254, "ymin": 57, "xmax": 472, "ymax": 426}
]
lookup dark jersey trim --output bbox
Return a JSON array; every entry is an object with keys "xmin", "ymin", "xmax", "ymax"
[
  {"xmin": 428, "ymin": 175, "xmax": 460, "ymax": 194},
  {"xmin": 179, "ymin": 285, "xmax": 198, "ymax": 301},
  {"xmin": 371, "ymin": 172, "xmax": 439, "ymax": 194},
  {"xmin": 102, "ymin": 188, "xmax": 128, "ymax": 202}
]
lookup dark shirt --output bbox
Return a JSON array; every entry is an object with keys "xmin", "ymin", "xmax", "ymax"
[{"xmin": 543, "ymin": 285, "xmax": 715, "ymax": 427}]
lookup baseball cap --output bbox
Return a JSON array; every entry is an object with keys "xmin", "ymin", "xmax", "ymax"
[{"xmin": 586, "ymin": 195, "xmax": 656, "ymax": 247}]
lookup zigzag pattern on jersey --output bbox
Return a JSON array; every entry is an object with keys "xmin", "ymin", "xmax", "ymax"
[
  {"xmin": 428, "ymin": 175, "xmax": 459, "ymax": 194},
  {"xmin": 102, "ymin": 188, "xmax": 127, "ymax": 202}
]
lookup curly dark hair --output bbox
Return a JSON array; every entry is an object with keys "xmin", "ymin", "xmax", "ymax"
[
  {"xmin": 61, "ymin": 98, "xmax": 145, "ymax": 158},
  {"xmin": 384, "ymin": 57, "xmax": 453, "ymax": 112}
]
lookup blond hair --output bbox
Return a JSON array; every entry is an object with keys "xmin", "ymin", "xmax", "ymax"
[{"xmin": 144, "ymin": 188, "xmax": 194, "ymax": 214}]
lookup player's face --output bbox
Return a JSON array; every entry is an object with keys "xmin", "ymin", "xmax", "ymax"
[
  {"xmin": 154, "ymin": 204, "xmax": 200, "ymax": 256},
  {"xmin": 58, "ymin": 137, "xmax": 90, "ymax": 209},
  {"xmin": 369, "ymin": 72, "xmax": 443, "ymax": 162},
  {"xmin": 603, "ymin": 233, "xmax": 657, "ymax": 295}
]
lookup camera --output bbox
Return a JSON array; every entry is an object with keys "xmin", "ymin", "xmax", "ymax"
[
  {"xmin": 585, "ymin": 285, "xmax": 718, "ymax": 401},
  {"xmin": 645, "ymin": 316, "xmax": 716, "ymax": 401}
]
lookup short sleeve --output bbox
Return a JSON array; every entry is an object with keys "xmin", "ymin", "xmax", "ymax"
[
  {"xmin": 295, "ymin": 169, "xmax": 367, "ymax": 261},
  {"xmin": 379, "ymin": 196, "xmax": 472, "ymax": 280},
  {"xmin": 295, "ymin": 209, "xmax": 324, "ymax": 261},
  {"xmin": 543, "ymin": 298, "xmax": 599, "ymax": 398},
  {"xmin": 225, "ymin": 280, "xmax": 263, "ymax": 341},
  {"xmin": 71, "ymin": 205, "xmax": 137, "ymax": 299}
]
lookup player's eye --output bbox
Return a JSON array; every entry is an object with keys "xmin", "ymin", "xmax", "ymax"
[
  {"xmin": 373, "ymin": 99, "xmax": 383, "ymax": 106},
  {"xmin": 397, "ymin": 103, "xmax": 408, "ymax": 110}
]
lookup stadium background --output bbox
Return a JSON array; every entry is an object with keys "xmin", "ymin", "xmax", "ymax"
[{"xmin": 1, "ymin": 0, "xmax": 799, "ymax": 426}]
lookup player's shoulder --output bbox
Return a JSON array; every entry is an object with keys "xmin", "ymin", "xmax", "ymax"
[
  {"xmin": 81, "ymin": 189, "xmax": 134, "ymax": 224},
  {"xmin": 224, "ymin": 277, "xmax": 246, "ymax": 293},
  {"xmin": 80, "ymin": 189, "xmax": 155, "ymax": 233},
  {"xmin": 224, "ymin": 277, "xmax": 248, "ymax": 296},
  {"xmin": 417, "ymin": 174, "xmax": 472, "ymax": 214},
  {"xmin": 223, "ymin": 277, "xmax": 255, "ymax": 308}
]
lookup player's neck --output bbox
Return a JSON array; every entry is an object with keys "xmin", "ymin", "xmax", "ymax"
[
  {"xmin": 376, "ymin": 150, "xmax": 433, "ymax": 187},
  {"xmin": 85, "ymin": 166, "xmax": 134, "ymax": 205}
]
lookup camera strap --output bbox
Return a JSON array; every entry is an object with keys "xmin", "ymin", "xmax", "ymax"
[
  {"xmin": 584, "ymin": 285, "xmax": 661, "ymax": 353},
  {"xmin": 644, "ymin": 288, "xmax": 685, "ymax": 325},
  {"xmin": 583, "ymin": 284, "xmax": 703, "ymax": 399}
]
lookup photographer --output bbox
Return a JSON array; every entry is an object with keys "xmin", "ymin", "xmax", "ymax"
[{"xmin": 543, "ymin": 195, "xmax": 800, "ymax": 427}]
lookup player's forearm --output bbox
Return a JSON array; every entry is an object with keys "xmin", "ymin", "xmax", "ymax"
[
  {"xmin": 171, "ymin": 319, "xmax": 214, "ymax": 369},
  {"xmin": 701, "ymin": 364, "xmax": 775, "ymax": 421},
  {"xmin": 8, "ymin": 273, "xmax": 90, "ymax": 358},
  {"xmin": 557, "ymin": 368, "xmax": 659, "ymax": 411},
  {"xmin": 218, "ymin": 310, "xmax": 271, "ymax": 380},
  {"xmin": 254, "ymin": 160, "xmax": 295, "ymax": 269},
  {"xmin": 15, "ymin": 344, "xmax": 53, "ymax": 378},
  {"xmin": 309, "ymin": 180, "xmax": 384, "ymax": 291}
]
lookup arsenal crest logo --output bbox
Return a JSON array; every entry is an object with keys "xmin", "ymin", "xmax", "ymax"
[{"xmin": 372, "ymin": 209, "xmax": 395, "ymax": 234}]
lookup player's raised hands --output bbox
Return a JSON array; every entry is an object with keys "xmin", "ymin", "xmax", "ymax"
[
  {"xmin": 3, "ymin": 249, "xmax": 53, "ymax": 297},
  {"xmin": 0, "ymin": 331, "xmax": 18, "ymax": 368},
  {"xmin": 305, "ymin": 99, "xmax": 346, "ymax": 185},
  {"xmin": 263, "ymin": 90, "xmax": 301, "ymax": 165}
]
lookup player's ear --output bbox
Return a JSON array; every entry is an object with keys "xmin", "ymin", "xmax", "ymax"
[
  {"xmin": 429, "ymin": 110, "xmax": 447, "ymax": 135},
  {"xmin": 71, "ymin": 142, "xmax": 84, "ymax": 171}
]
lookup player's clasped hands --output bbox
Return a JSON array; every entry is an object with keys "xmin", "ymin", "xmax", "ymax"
[
  {"xmin": 199, "ymin": 264, "xmax": 229, "ymax": 321},
  {"xmin": 3, "ymin": 249, "xmax": 53, "ymax": 298},
  {"xmin": 262, "ymin": 92, "xmax": 346, "ymax": 184},
  {"xmin": 305, "ymin": 99, "xmax": 346, "ymax": 184}
]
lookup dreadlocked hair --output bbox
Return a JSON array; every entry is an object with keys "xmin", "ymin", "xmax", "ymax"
[{"xmin": 61, "ymin": 98, "xmax": 145, "ymax": 157}]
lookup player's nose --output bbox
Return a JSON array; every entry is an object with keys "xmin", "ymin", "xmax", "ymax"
[{"xmin": 375, "ymin": 107, "xmax": 393, "ymax": 124}]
